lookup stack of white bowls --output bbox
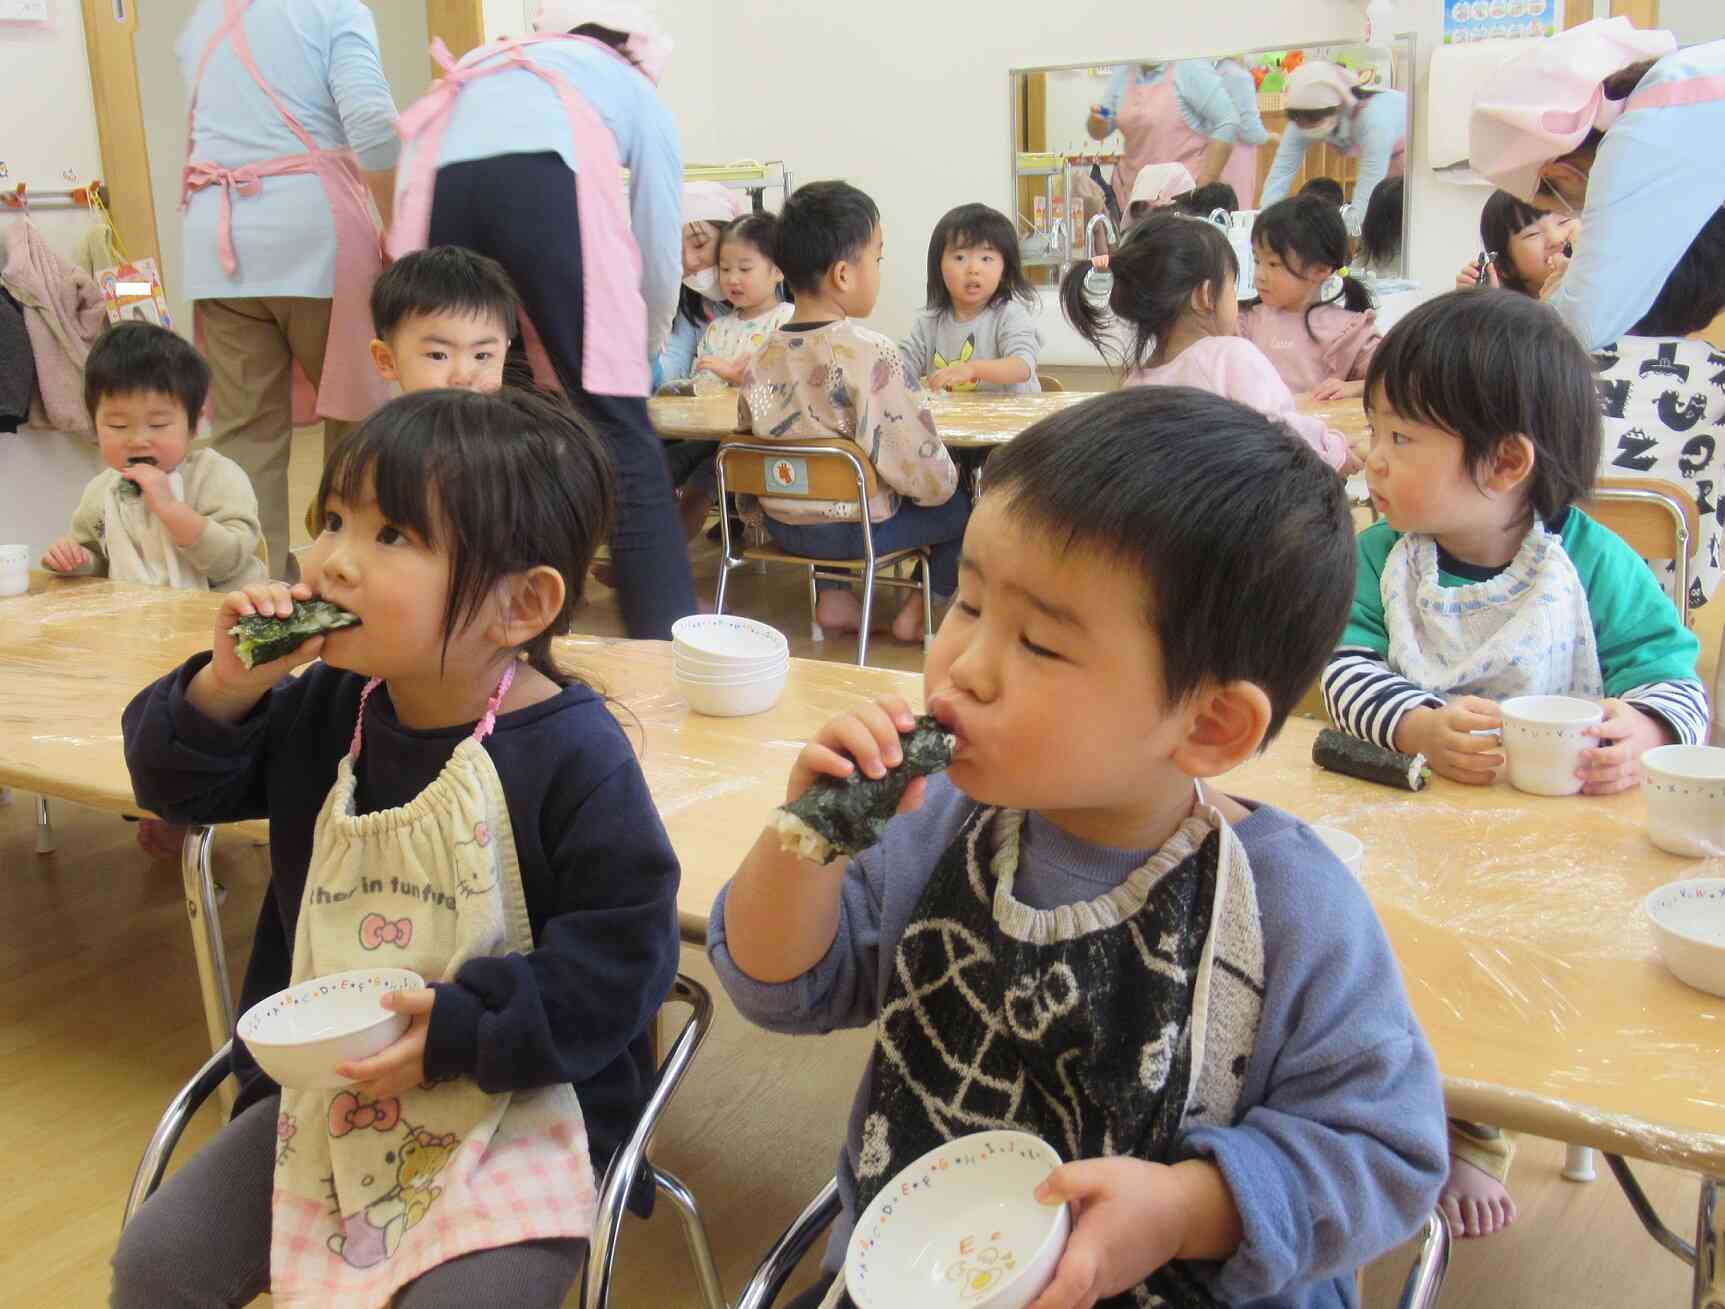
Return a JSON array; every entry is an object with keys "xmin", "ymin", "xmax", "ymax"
[{"xmin": 672, "ymin": 614, "xmax": 789, "ymax": 716}]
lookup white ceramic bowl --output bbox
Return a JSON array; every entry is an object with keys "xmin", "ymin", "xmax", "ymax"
[
  {"xmin": 671, "ymin": 614, "xmax": 788, "ymax": 663},
  {"xmin": 1642, "ymin": 745, "xmax": 1725, "ymax": 857},
  {"xmin": 238, "ymin": 968, "xmax": 424, "ymax": 1090},
  {"xmin": 675, "ymin": 666, "xmax": 787, "ymax": 716},
  {"xmin": 1312, "ymin": 825, "xmax": 1364, "ymax": 876},
  {"xmin": 673, "ymin": 649, "xmax": 789, "ymax": 677},
  {"xmin": 1500, "ymin": 695, "xmax": 1603, "ymax": 797},
  {"xmin": 1644, "ymin": 879, "xmax": 1725, "ymax": 998},
  {"xmin": 672, "ymin": 659, "xmax": 788, "ymax": 685},
  {"xmin": 845, "ymin": 1130, "xmax": 1069, "ymax": 1309}
]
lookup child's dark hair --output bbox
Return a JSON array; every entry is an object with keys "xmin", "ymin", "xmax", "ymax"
[
  {"xmin": 1251, "ymin": 195, "xmax": 1372, "ymax": 328},
  {"xmin": 980, "ymin": 386, "xmax": 1355, "ymax": 740},
  {"xmin": 1357, "ymin": 176, "xmax": 1404, "ymax": 271},
  {"xmin": 1628, "ymin": 207, "xmax": 1725, "ymax": 338},
  {"xmin": 1477, "ymin": 189, "xmax": 1548, "ymax": 294},
  {"xmin": 1171, "ymin": 182, "xmax": 1240, "ymax": 219},
  {"xmin": 776, "ymin": 180, "xmax": 879, "ymax": 296},
  {"xmin": 317, "ymin": 388, "xmax": 614, "ymax": 685},
  {"xmin": 84, "ymin": 321, "xmax": 210, "ymax": 425},
  {"xmin": 1365, "ymin": 290, "xmax": 1601, "ymax": 529},
  {"xmin": 717, "ymin": 213, "xmax": 790, "ymax": 304},
  {"xmin": 923, "ymin": 203, "xmax": 1036, "ymax": 314},
  {"xmin": 1059, "ymin": 213, "xmax": 1237, "ymax": 373},
  {"xmin": 1298, "ymin": 176, "xmax": 1345, "ymax": 207},
  {"xmin": 370, "ymin": 246, "xmax": 521, "ymax": 341}
]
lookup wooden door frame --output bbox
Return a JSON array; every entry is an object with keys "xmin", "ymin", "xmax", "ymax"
[{"xmin": 81, "ymin": 0, "xmax": 484, "ymax": 265}]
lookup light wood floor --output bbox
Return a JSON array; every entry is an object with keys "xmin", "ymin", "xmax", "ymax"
[{"xmin": 0, "ymin": 428, "xmax": 1714, "ymax": 1307}]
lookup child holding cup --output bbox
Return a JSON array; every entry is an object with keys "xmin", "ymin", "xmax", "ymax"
[{"xmin": 1320, "ymin": 289, "xmax": 1709, "ymax": 1240}]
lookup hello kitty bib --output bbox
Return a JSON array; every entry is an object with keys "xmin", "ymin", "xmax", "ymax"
[{"xmin": 269, "ymin": 667, "xmax": 596, "ymax": 1306}]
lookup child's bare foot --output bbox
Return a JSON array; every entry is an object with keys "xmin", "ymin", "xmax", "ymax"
[
  {"xmin": 1441, "ymin": 1156, "xmax": 1517, "ymax": 1238},
  {"xmin": 814, "ymin": 590, "xmax": 865, "ymax": 634},
  {"xmin": 137, "ymin": 818, "xmax": 189, "ymax": 862},
  {"xmin": 891, "ymin": 593, "xmax": 930, "ymax": 644}
]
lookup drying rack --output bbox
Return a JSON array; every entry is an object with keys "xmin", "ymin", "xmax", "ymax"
[
  {"xmin": 684, "ymin": 160, "xmax": 793, "ymax": 213},
  {"xmin": 0, "ymin": 180, "xmax": 110, "ymax": 213}
]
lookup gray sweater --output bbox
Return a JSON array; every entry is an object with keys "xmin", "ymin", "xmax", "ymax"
[
  {"xmin": 708, "ymin": 776, "xmax": 1446, "ymax": 1307},
  {"xmin": 898, "ymin": 300, "xmax": 1044, "ymax": 395}
]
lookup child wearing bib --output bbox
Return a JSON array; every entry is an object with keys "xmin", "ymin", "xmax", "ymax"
[
  {"xmin": 714, "ymin": 388, "xmax": 1447, "ymax": 1308},
  {"xmin": 117, "ymin": 389, "xmax": 681, "ymax": 1308},
  {"xmin": 1322, "ymin": 290, "xmax": 1707, "ymax": 1243}
]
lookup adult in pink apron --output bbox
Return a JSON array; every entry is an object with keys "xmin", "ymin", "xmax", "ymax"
[
  {"xmin": 1470, "ymin": 18, "xmax": 1725, "ymax": 349},
  {"xmin": 178, "ymin": 0, "xmax": 395, "ymax": 579},
  {"xmin": 1091, "ymin": 62, "xmax": 1248, "ymax": 215},
  {"xmin": 1259, "ymin": 62, "xmax": 1406, "ymax": 231},
  {"xmin": 389, "ymin": 3, "xmax": 695, "ymax": 639}
]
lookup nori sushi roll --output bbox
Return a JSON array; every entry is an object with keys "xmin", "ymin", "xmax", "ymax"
[
  {"xmin": 228, "ymin": 600, "xmax": 360, "ymax": 669},
  {"xmin": 116, "ymin": 456, "xmax": 158, "ymax": 498},
  {"xmin": 774, "ymin": 715, "xmax": 956, "ymax": 863},
  {"xmin": 1312, "ymin": 728, "xmax": 1429, "ymax": 791}
]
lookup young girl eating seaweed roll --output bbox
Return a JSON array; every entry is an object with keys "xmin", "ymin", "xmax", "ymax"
[{"xmin": 115, "ymin": 389, "xmax": 681, "ymax": 1308}]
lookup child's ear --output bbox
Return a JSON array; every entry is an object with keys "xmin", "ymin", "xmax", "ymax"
[
  {"xmin": 490, "ymin": 565, "xmax": 567, "ymax": 650},
  {"xmin": 830, "ymin": 259, "xmax": 854, "ymax": 295},
  {"xmin": 1170, "ymin": 680, "xmax": 1272, "ymax": 780},
  {"xmin": 370, "ymin": 338, "xmax": 400, "ymax": 383},
  {"xmin": 1484, "ymin": 434, "xmax": 1537, "ymax": 494},
  {"xmin": 1191, "ymin": 281, "xmax": 1217, "ymax": 316}
]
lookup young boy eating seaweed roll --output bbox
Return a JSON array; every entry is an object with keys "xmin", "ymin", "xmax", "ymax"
[{"xmin": 710, "ymin": 386, "xmax": 1447, "ymax": 1309}]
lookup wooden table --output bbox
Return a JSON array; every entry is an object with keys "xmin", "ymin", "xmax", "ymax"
[
  {"xmin": 8, "ymin": 581, "xmax": 1716, "ymax": 1298},
  {"xmin": 0, "ymin": 575, "xmax": 266, "ymax": 1058},
  {"xmin": 649, "ymin": 388, "xmax": 1371, "ymax": 455}
]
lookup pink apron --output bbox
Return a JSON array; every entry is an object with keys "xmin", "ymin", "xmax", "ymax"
[
  {"xmin": 1111, "ymin": 71, "xmax": 1211, "ymax": 211},
  {"xmin": 181, "ymin": 0, "xmax": 389, "ymax": 424},
  {"xmin": 1221, "ymin": 140, "xmax": 1259, "ymax": 210},
  {"xmin": 390, "ymin": 35, "xmax": 649, "ymax": 398}
]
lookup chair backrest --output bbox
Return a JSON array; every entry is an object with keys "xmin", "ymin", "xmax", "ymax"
[
  {"xmin": 715, "ymin": 437, "xmax": 882, "ymax": 505},
  {"xmin": 1580, "ymin": 477, "xmax": 1700, "ymax": 620},
  {"xmin": 1037, "ymin": 375, "xmax": 1066, "ymax": 393}
]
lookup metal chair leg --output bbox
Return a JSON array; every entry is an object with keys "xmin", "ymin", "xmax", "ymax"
[
  {"xmin": 921, "ymin": 552, "xmax": 935, "ymax": 653},
  {"xmin": 1396, "ymin": 1210, "xmax": 1452, "ymax": 1309},
  {"xmin": 180, "ymin": 825, "xmax": 234, "ymax": 1062},
  {"xmin": 807, "ymin": 566, "xmax": 823, "ymax": 643},
  {"xmin": 855, "ymin": 563, "xmax": 875, "ymax": 667},
  {"xmin": 651, "ymin": 1164, "xmax": 727, "ymax": 1309},
  {"xmin": 733, "ymin": 1179, "xmax": 842, "ymax": 1309},
  {"xmin": 121, "ymin": 1040, "xmax": 232, "ymax": 1232},
  {"xmin": 1697, "ymin": 1176, "xmax": 1723, "ymax": 1309},
  {"xmin": 35, "ymin": 795, "xmax": 54, "ymax": 854}
]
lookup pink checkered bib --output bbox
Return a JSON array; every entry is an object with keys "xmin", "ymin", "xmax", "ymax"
[{"xmin": 270, "ymin": 667, "xmax": 596, "ymax": 1306}]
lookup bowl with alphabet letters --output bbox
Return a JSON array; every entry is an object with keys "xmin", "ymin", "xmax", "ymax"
[{"xmin": 238, "ymin": 968, "xmax": 424, "ymax": 1089}]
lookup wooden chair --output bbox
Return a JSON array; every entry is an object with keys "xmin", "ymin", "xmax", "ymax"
[
  {"xmin": 712, "ymin": 439, "xmax": 934, "ymax": 667},
  {"xmin": 1037, "ymin": 374, "xmax": 1066, "ymax": 393},
  {"xmin": 1583, "ymin": 477, "xmax": 1724, "ymax": 747},
  {"xmin": 1581, "ymin": 478, "xmax": 1700, "ymax": 627}
]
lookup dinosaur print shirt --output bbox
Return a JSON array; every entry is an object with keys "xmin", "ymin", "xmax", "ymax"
[
  {"xmin": 1594, "ymin": 335, "xmax": 1725, "ymax": 609},
  {"xmin": 740, "ymin": 319, "xmax": 959, "ymax": 524},
  {"xmin": 899, "ymin": 299, "xmax": 1044, "ymax": 395}
]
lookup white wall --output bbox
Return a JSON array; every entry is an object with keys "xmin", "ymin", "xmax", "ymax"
[
  {"xmin": 687, "ymin": 1, "xmax": 1407, "ymax": 335},
  {"xmin": 0, "ymin": 1, "xmax": 110, "ymax": 555},
  {"xmin": 1661, "ymin": 0, "xmax": 1720, "ymax": 45},
  {"xmin": 364, "ymin": 0, "xmax": 432, "ymax": 107}
]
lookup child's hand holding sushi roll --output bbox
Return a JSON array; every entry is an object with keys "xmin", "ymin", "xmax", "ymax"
[
  {"xmin": 1394, "ymin": 696, "xmax": 1504, "ymax": 786},
  {"xmin": 188, "ymin": 582, "xmax": 329, "ymax": 724}
]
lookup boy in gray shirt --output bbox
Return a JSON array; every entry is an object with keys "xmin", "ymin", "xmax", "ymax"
[{"xmin": 710, "ymin": 387, "xmax": 1447, "ymax": 1308}]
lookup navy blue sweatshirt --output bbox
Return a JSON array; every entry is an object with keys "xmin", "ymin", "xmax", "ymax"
[{"xmin": 123, "ymin": 654, "xmax": 682, "ymax": 1177}]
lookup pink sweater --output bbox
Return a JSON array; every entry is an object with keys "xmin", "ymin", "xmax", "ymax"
[
  {"xmin": 1237, "ymin": 302, "xmax": 1380, "ymax": 395},
  {"xmin": 1126, "ymin": 336, "xmax": 1351, "ymax": 469}
]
